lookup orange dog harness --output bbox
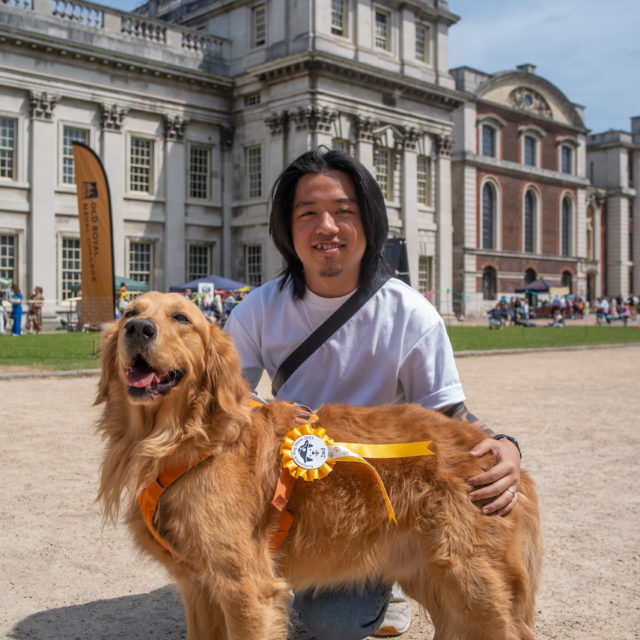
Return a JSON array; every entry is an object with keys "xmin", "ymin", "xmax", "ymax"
[{"xmin": 137, "ymin": 398, "xmax": 309, "ymax": 558}]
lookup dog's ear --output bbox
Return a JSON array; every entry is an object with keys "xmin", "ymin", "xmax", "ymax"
[
  {"xmin": 95, "ymin": 322, "xmax": 119, "ymax": 405},
  {"xmin": 205, "ymin": 324, "xmax": 250, "ymax": 416}
]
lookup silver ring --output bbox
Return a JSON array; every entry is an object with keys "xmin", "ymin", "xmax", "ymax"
[{"xmin": 506, "ymin": 488, "xmax": 516, "ymax": 496}]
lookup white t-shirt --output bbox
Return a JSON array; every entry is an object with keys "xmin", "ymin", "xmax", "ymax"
[{"xmin": 224, "ymin": 276, "xmax": 465, "ymax": 411}]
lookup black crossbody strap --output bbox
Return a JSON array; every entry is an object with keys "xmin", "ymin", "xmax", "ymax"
[{"xmin": 271, "ymin": 272, "xmax": 391, "ymax": 397}]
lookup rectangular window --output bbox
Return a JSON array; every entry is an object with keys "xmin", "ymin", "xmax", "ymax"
[
  {"xmin": 415, "ymin": 24, "xmax": 429, "ymax": 63},
  {"xmin": 0, "ymin": 118, "xmax": 16, "ymax": 180},
  {"xmin": 188, "ymin": 244, "xmax": 211, "ymax": 281},
  {"xmin": 62, "ymin": 126, "xmax": 89, "ymax": 185},
  {"xmin": 130, "ymin": 137, "xmax": 153, "ymax": 193},
  {"xmin": 417, "ymin": 155, "xmax": 432, "ymax": 206},
  {"xmin": 244, "ymin": 244, "xmax": 262, "ymax": 287},
  {"xmin": 482, "ymin": 125, "xmax": 496, "ymax": 157},
  {"xmin": 252, "ymin": 4, "xmax": 266, "ymax": 47},
  {"xmin": 129, "ymin": 241, "xmax": 153, "ymax": 287},
  {"xmin": 331, "ymin": 0, "xmax": 346, "ymax": 36},
  {"xmin": 61, "ymin": 237, "xmax": 81, "ymax": 301},
  {"xmin": 246, "ymin": 145, "xmax": 262, "ymax": 198},
  {"xmin": 374, "ymin": 148, "xmax": 392, "ymax": 200},
  {"xmin": 0, "ymin": 234, "xmax": 16, "ymax": 282},
  {"xmin": 244, "ymin": 93, "xmax": 261, "ymax": 107},
  {"xmin": 418, "ymin": 255, "xmax": 432, "ymax": 295},
  {"xmin": 374, "ymin": 9, "xmax": 390, "ymax": 50},
  {"xmin": 524, "ymin": 136, "xmax": 536, "ymax": 167},
  {"xmin": 331, "ymin": 138, "xmax": 350, "ymax": 153},
  {"xmin": 189, "ymin": 145, "xmax": 210, "ymax": 200},
  {"xmin": 561, "ymin": 145, "xmax": 573, "ymax": 174}
]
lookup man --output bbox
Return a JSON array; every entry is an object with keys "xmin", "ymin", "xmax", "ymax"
[{"xmin": 225, "ymin": 148, "xmax": 521, "ymax": 639}]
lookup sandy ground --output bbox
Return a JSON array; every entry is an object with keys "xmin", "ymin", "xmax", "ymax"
[{"xmin": 2, "ymin": 344, "xmax": 640, "ymax": 640}]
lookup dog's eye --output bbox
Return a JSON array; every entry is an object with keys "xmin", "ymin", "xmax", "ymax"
[
  {"xmin": 123, "ymin": 309, "xmax": 137, "ymax": 318},
  {"xmin": 173, "ymin": 313, "xmax": 191, "ymax": 324}
]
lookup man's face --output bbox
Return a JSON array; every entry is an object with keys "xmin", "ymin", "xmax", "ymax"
[{"xmin": 291, "ymin": 170, "xmax": 367, "ymax": 298}]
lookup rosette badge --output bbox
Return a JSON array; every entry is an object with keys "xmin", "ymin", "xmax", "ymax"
[{"xmin": 280, "ymin": 424, "xmax": 336, "ymax": 481}]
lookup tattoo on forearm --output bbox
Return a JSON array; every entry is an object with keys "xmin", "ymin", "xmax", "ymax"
[{"xmin": 443, "ymin": 402, "xmax": 495, "ymax": 437}]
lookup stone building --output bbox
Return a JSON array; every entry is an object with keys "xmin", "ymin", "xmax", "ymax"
[
  {"xmin": 0, "ymin": 0, "xmax": 463, "ymax": 321},
  {"xmin": 449, "ymin": 64, "xmax": 595, "ymax": 317},
  {"xmin": 586, "ymin": 118, "xmax": 640, "ymax": 299}
]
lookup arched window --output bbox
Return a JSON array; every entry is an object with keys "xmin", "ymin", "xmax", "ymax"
[
  {"xmin": 482, "ymin": 266, "xmax": 497, "ymax": 300},
  {"xmin": 561, "ymin": 197, "xmax": 572, "ymax": 256},
  {"xmin": 524, "ymin": 190, "xmax": 535, "ymax": 252},
  {"xmin": 482, "ymin": 182, "xmax": 495, "ymax": 249},
  {"xmin": 562, "ymin": 270, "xmax": 572, "ymax": 293},
  {"xmin": 482, "ymin": 124, "xmax": 496, "ymax": 157},
  {"xmin": 524, "ymin": 268, "xmax": 536, "ymax": 284}
]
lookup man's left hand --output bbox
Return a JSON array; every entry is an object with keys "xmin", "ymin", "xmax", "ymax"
[{"xmin": 466, "ymin": 437, "xmax": 521, "ymax": 516}]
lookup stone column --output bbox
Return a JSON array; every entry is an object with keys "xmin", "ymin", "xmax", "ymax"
[
  {"xmin": 28, "ymin": 91, "xmax": 58, "ymax": 314},
  {"xmin": 434, "ymin": 133, "xmax": 454, "ymax": 321},
  {"xmin": 354, "ymin": 115, "xmax": 375, "ymax": 173},
  {"xmin": 100, "ymin": 103, "xmax": 128, "ymax": 280},
  {"xmin": 606, "ymin": 195, "xmax": 629, "ymax": 296},
  {"xmin": 401, "ymin": 128, "xmax": 419, "ymax": 286},
  {"xmin": 162, "ymin": 115, "xmax": 188, "ymax": 290},
  {"xmin": 219, "ymin": 123, "xmax": 234, "ymax": 278}
]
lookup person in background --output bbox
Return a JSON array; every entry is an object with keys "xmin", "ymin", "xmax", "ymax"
[
  {"xmin": 225, "ymin": 147, "xmax": 521, "ymax": 640},
  {"xmin": 10, "ymin": 284, "xmax": 23, "ymax": 336},
  {"xmin": 26, "ymin": 286, "xmax": 44, "ymax": 334},
  {"xmin": 117, "ymin": 282, "xmax": 129, "ymax": 315}
]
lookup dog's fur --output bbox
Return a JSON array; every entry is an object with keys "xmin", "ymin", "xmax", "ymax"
[{"xmin": 96, "ymin": 291, "xmax": 542, "ymax": 640}]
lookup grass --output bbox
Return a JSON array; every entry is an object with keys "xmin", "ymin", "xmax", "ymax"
[
  {"xmin": 447, "ymin": 324, "xmax": 640, "ymax": 352},
  {"xmin": 0, "ymin": 324, "xmax": 639, "ymax": 371}
]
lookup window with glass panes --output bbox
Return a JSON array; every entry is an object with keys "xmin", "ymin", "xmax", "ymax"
[
  {"xmin": 482, "ymin": 125, "xmax": 496, "ymax": 157},
  {"xmin": 130, "ymin": 137, "xmax": 153, "ymax": 193},
  {"xmin": 252, "ymin": 4, "xmax": 266, "ymax": 46},
  {"xmin": 129, "ymin": 241, "xmax": 153, "ymax": 287},
  {"xmin": 244, "ymin": 244, "xmax": 262, "ymax": 287},
  {"xmin": 415, "ymin": 24, "xmax": 429, "ymax": 62},
  {"xmin": 418, "ymin": 255, "xmax": 432, "ymax": 294},
  {"xmin": 62, "ymin": 126, "xmax": 89, "ymax": 185},
  {"xmin": 417, "ymin": 156, "xmax": 431, "ymax": 205},
  {"xmin": 374, "ymin": 9, "xmax": 390, "ymax": 50},
  {"xmin": 0, "ymin": 234, "xmax": 16, "ymax": 281},
  {"xmin": 524, "ymin": 190, "xmax": 535, "ymax": 252},
  {"xmin": 331, "ymin": 0, "xmax": 346, "ymax": 35},
  {"xmin": 561, "ymin": 145, "xmax": 572, "ymax": 174},
  {"xmin": 189, "ymin": 146, "xmax": 210, "ymax": 200},
  {"xmin": 524, "ymin": 136, "xmax": 536, "ymax": 167},
  {"xmin": 561, "ymin": 197, "xmax": 571, "ymax": 256},
  {"xmin": 61, "ymin": 237, "xmax": 81, "ymax": 300},
  {"xmin": 374, "ymin": 148, "xmax": 392, "ymax": 200},
  {"xmin": 482, "ymin": 183, "xmax": 495, "ymax": 250},
  {"xmin": 246, "ymin": 145, "xmax": 262, "ymax": 198},
  {"xmin": 0, "ymin": 118, "xmax": 16, "ymax": 180},
  {"xmin": 188, "ymin": 244, "xmax": 211, "ymax": 281}
]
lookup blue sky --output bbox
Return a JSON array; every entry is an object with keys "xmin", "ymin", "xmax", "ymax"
[{"xmin": 98, "ymin": 0, "xmax": 638, "ymax": 134}]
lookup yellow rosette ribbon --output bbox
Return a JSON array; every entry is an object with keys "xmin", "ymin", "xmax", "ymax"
[{"xmin": 280, "ymin": 424, "xmax": 434, "ymax": 524}]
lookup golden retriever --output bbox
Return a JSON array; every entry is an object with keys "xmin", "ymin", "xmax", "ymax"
[{"xmin": 96, "ymin": 291, "xmax": 541, "ymax": 640}]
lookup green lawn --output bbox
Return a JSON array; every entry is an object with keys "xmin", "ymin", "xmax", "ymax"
[{"xmin": 0, "ymin": 324, "xmax": 638, "ymax": 371}]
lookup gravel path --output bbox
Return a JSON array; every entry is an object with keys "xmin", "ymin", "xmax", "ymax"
[{"xmin": 2, "ymin": 345, "xmax": 639, "ymax": 639}]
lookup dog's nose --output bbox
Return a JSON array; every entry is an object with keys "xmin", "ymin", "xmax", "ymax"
[{"xmin": 124, "ymin": 318, "xmax": 157, "ymax": 342}]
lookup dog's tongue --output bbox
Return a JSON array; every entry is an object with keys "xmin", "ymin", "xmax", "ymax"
[{"xmin": 126, "ymin": 370, "xmax": 160, "ymax": 388}]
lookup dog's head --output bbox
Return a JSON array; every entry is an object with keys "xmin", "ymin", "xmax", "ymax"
[{"xmin": 96, "ymin": 291, "xmax": 249, "ymax": 422}]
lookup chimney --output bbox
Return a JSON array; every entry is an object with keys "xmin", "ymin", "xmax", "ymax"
[{"xmin": 516, "ymin": 64, "xmax": 537, "ymax": 74}]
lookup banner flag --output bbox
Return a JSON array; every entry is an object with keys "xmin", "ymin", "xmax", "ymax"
[{"xmin": 72, "ymin": 142, "xmax": 115, "ymax": 325}]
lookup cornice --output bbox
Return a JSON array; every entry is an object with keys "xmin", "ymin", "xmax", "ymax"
[
  {"xmin": 0, "ymin": 18, "xmax": 232, "ymax": 92},
  {"xmin": 249, "ymin": 52, "xmax": 464, "ymax": 111}
]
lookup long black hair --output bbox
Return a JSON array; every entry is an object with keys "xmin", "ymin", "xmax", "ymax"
[{"xmin": 268, "ymin": 146, "xmax": 390, "ymax": 299}]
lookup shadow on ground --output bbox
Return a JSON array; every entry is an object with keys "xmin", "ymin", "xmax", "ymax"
[{"xmin": 9, "ymin": 585, "xmax": 186, "ymax": 640}]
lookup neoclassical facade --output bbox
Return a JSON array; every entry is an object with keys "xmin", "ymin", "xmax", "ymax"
[
  {"xmin": 586, "ymin": 118, "xmax": 640, "ymax": 298},
  {"xmin": 0, "ymin": 0, "xmax": 462, "ymax": 319},
  {"xmin": 449, "ymin": 64, "xmax": 595, "ymax": 317}
]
